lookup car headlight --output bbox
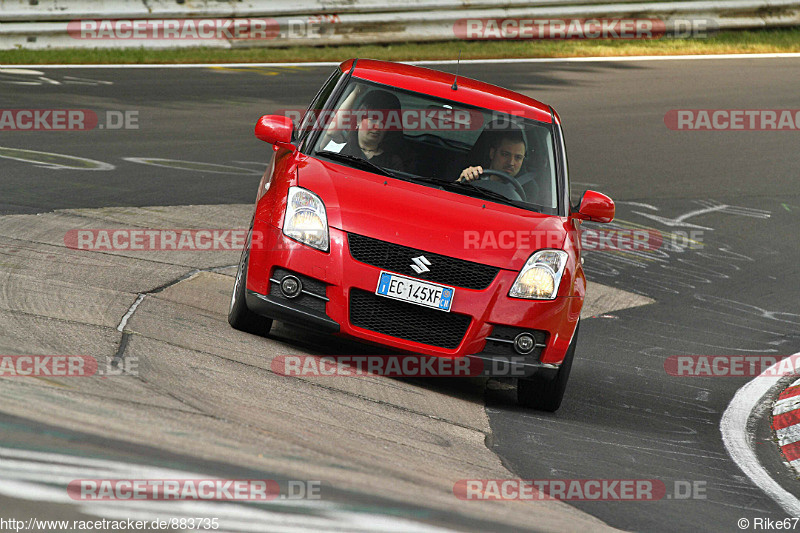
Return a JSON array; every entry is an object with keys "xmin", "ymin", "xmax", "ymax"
[
  {"xmin": 509, "ymin": 250, "xmax": 568, "ymax": 300},
  {"xmin": 283, "ymin": 187, "xmax": 329, "ymax": 252}
]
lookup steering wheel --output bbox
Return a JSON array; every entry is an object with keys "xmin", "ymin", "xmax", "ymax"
[{"xmin": 477, "ymin": 169, "xmax": 527, "ymax": 201}]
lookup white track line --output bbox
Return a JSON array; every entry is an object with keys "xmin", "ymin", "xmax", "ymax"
[
  {"xmin": 4, "ymin": 52, "xmax": 800, "ymax": 69},
  {"xmin": 720, "ymin": 351, "xmax": 800, "ymax": 516},
  {"xmin": 0, "ymin": 446, "xmax": 456, "ymax": 533}
]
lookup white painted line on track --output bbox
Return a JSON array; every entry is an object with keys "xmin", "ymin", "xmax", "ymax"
[
  {"xmin": 0, "ymin": 446, "xmax": 458, "ymax": 533},
  {"xmin": 122, "ymin": 157, "xmax": 262, "ymax": 175},
  {"xmin": 4, "ymin": 52, "xmax": 800, "ymax": 69},
  {"xmin": 0, "ymin": 146, "xmax": 115, "ymax": 171},
  {"xmin": 720, "ymin": 351, "xmax": 800, "ymax": 517}
]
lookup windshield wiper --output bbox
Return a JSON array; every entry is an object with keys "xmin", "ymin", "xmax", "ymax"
[
  {"xmin": 405, "ymin": 175, "xmax": 447, "ymax": 188},
  {"xmin": 316, "ymin": 150, "xmax": 399, "ymax": 180},
  {"xmin": 446, "ymin": 180, "xmax": 516, "ymax": 204},
  {"xmin": 401, "ymin": 174, "xmax": 517, "ymax": 204}
]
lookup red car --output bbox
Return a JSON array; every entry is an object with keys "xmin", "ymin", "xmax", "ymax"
[{"xmin": 229, "ymin": 59, "xmax": 614, "ymax": 411}]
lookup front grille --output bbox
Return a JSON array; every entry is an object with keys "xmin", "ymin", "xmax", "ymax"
[
  {"xmin": 349, "ymin": 289, "xmax": 471, "ymax": 350},
  {"xmin": 347, "ymin": 233, "xmax": 499, "ymax": 290}
]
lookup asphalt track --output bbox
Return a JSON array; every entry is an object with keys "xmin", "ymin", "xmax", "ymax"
[{"xmin": 1, "ymin": 58, "xmax": 800, "ymax": 532}]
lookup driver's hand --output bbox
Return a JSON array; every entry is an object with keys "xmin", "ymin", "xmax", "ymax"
[{"xmin": 458, "ymin": 166, "xmax": 483, "ymax": 182}]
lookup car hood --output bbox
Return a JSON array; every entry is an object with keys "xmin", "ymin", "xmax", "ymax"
[{"xmin": 298, "ymin": 155, "xmax": 566, "ymax": 271}]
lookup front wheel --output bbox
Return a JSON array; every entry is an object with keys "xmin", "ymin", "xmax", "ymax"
[
  {"xmin": 228, "ymin": 228, "xmax": 272, "ymax": 336},
  {"xmin": 517, "ymin": 323, "xmax": 579, "ymax": 412}
]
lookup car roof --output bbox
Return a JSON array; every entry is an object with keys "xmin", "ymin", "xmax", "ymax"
[{"xmin": 339, "ymin": 59, "xmax": 553, "ymax": 124}]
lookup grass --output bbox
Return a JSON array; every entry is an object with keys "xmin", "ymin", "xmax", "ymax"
[{"xmin": 1, "ymin": 28, "xmax": 799, "ymax": 64}]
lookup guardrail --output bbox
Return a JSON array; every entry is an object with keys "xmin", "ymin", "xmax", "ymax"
[
  {"xmin": 0, "ymin": 0, "xmax": 718, "ymax": 20},
  {"xmin": 1, "ymin": 0, "xmax": 799, "ymax": 50}
]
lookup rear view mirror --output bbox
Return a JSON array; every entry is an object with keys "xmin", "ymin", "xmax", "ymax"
[
  {"xmin": 572, "ymin": 190, "xmax": 615, "ymax": 223},
  {"xmin": 255, "ymin": 115, "xmax": 295, "ymax": 149}
]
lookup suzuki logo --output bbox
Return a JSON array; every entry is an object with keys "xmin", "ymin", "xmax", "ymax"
[{"xmin": 410, "ymin": 255, "xmax": 431, "ymax": 274}]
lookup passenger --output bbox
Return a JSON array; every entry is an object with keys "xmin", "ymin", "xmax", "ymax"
[{"xmin": 322, "ymin": 87, "xmax": 405, "ymax": 171}]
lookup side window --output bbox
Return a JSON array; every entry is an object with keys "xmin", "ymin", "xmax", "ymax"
[{"xmin": 297, "ymin": 69, "xmax": 343, "ymax": 146}]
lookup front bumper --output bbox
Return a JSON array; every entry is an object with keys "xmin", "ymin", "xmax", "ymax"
[
  {"xmin": 245, "ymin": 290, "xmax": 339, "ymax": 334},
  {"xmin": 246, "ymin": 221, "xmax": 581, "ymax": 373}
]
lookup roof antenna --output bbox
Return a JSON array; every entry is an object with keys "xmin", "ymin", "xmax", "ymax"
[{"xmin": 451, "ymin": 50, "xmax": 461, "ymax": 91}]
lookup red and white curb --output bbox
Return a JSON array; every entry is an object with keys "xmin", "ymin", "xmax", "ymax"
[
  {"xmin": 772, "ymin": 377, "xmax": 800, "ymax": 472},
  {"xmin": 721, "ymin": 351, "xmax": 800, "ymax": 516}
]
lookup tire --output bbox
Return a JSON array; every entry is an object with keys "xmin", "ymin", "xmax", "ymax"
[
  {"xmin": 517, "ymin": 322, "xmax": 579, "ymax": 412},
  {"xmin": 228, "ymin": 227, "xmax": 273, "ymax": 336}
]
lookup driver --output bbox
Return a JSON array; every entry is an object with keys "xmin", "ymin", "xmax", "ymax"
[{"xmin": 456, "ymin": 130, "xmax": 526, "ymax": 183}]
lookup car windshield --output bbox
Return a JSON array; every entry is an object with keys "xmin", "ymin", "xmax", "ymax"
[{"xmin": 309, "ymin": 80, "xmax": 560, "ymax": 214}]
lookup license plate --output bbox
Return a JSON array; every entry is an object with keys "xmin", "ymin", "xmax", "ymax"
[{"xmin": 375, "ymin": 271, "xmax": 454, "ymax": 312}]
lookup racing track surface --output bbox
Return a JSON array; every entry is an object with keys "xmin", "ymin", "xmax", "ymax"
[{"xmin": 1, "ymin": 58, "xmax": 800, "ymax": 531}]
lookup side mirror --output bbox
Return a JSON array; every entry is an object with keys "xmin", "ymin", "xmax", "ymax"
[
  {"xmin": 255, "ymin": 115, "xmax": 295, "ymax": 149},
  {"xmin": 572, "ymin": 190, "xmax": 615, "ymax": 223}
]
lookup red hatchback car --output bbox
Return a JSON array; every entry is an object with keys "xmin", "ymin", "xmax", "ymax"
[{"xmin": 229, "ymin": 59, "xmax": 614, "ymax": 411}]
